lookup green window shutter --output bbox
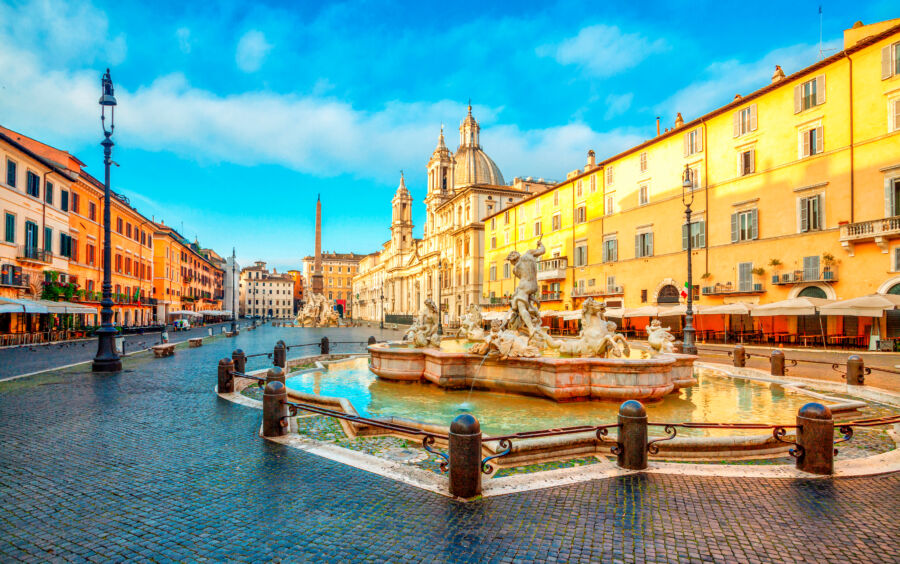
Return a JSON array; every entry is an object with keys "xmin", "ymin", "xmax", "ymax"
[
  {"xmin": 5, "ymin": 214, "xmax": 13, "ymax": 243},
  {"xmin": 800, "ymin": 198, "xmax": 808, "ymax": 232},
  {"xmin": 730, "ymin": 213, "xmax": 738, "ymax": 242},
  {"xmin": 648, "ymin": 232, "xmax": 654, "ymax": 256},
  {"xmin": 635, "ymin": 234, "xmax": 640, "ymax": 258},
  {"xmin": 699, "ymin": 222, "xmax": 706, "ymax": 248},
  {"xmin": 884, "ymin": 45, "xmax": 894, "ymax": 79},
  {"xmin": 602, "ymin": 242, "xmax": 608, "ymax": 262},
  {"xmin": 45, "ymin": 227, "xmax": 52, "ymax": 252},
  {"xmin": 682, "ymin": 224, "xmax": 688, "ymax": 250},
  {"xmin": 751, "ymin": 209, "xmax": 759, "ymax": 240},
  {"xmin": 613, "ymin": 240, "xmax": 617, "ymax": 261},
  {"xmin": 887, "ymin": 177, "xmax": 896, "ymax": 217}
]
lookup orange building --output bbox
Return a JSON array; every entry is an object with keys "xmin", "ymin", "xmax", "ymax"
[
  {"xmin": 0, "ymin": 126, "xmax": 155, "ymax": 326},
  {"xmin": 152, "ymin": 223, "xmax": 223, "ymax": 320},
  {"xmin": 287, "ymin": 269, "xmax": 305, "ymax": 314}
]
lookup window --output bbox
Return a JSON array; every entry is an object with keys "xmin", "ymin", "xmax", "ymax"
[
  {"xmin": 799, "ymin": 194, "xmax": 823, "ymax": 232},
  {"xmin": 887, "ymin": 178, "xmax": 900, "ymax": 217},
  {"xmin": 682, "ymin": 220, "xmax": 706, "ymax": 249},
  {"xmin": 890, "ymin": 97, "xmax": 900, "ymax": 132},
  {"xmin": 895, "ymin": 248, "xmax": 900, "ymax": 272},
  {"xmin": 533, "ymin": 220, "xmax": 542, "ymax": 237},
  {"xmin": 574, "ymin": 242, "xmax": 588, "ymax": 267},
  {"xmin": 4, "ymin": 213, "xmax": 14, "ymax": 243},
  {"xmin": 45, "ymin": 181, "xmax": 53, "ymax": 204},
  {"xmin": 489, "ymin": 264, "xmax": 497, "ymax": 281},
  {"xmin": 884, "ymin": 41, "xmax": 900, "ymax": 79},
  {"xmin": 639, "ymin": 185, "xmax": 649, "ymax": 206},
  {"xmin": 686, "ymin": 166, "xmax": 701, "ymax": 190},
  {"xmin": 803, "ymin": 255, "xmax": 820, "ymax": 280},
  {"xmin": 800, "ymin": 126, "xmax": 823, "ymax": 158},
  {"xmin": 26, "ymin": 171, "xmax": 39, "ymax": 198},
  {"xmin": 590, "ymin": 175, "xmax": 596, "ymax": 193},
  {"xmin": 553, "ymin": 191, "xmax": 559, "ymax": 206},
  {"xmin": 504, "ymin": 211, "xmax": 510, "ymax": 225},
  {"xmin": 116, "ymin": 217, "xmax": 123, "ymax": 233},
  {"xmin": 6, "ymin": 159, "xmax": 16, "ymax": 187},
  {"xmin": 59, "ymin": 234, "xmax": 73, "ymax": 258},
  {"xmin": 794, "ymin": 75, "xmax": 825, "ymax": 112},
  {"xmin": 641, "ymin": 289, "xmax": 648, "ymax": 303},
  {"xmin": 60, "ymin": 190, "xmax": 68, "ymax": 211},
  {"xmin": 733, "ymin": 105, "xmax": 758, "ymax": 137},
  {"xmin": 606, "ymin": 166, "xmax": 614, "ymax": 186},
  {"xmin": 731, "ymin": 209, "xmax": 759, "ymax": 242},
  {"xmin": 605, "ymin": 196, "xmax": 614, "ymax": 215},
  {"xmin": 738, "ymin": 262, "xmax": 753, "ymax": 292},
  {"xmin": 551, "ymin": 213, "xmax": 561, "ymax": 231},
  {"xmin": 606, "ymin": 276, "xmax": 617, "ymax": 292},
  {"xmin": 490, "ymin": 236, "xmax": 496, "ymax": 249},
  {"xmin": 639, "ymin": 152, "xmax": 648, "ymax": 172},
  {"xmin": 89, "ymin": 202, "xmax": 97, "ymax": 221},
  {"xmin": 71, "ymin": 192, "xmax": 78, "ymax": 214},
  {"xmin": 44, "ymin": 227, "xmax": 52, "ymax": 252},
  {"xmin": 635, "ymin": 232, "xmax": 653, "ymax": 258},
  {"xmin": 574, "ymin": 205, "xmax": 586, "ymax": 224},
  {"xmin": 738, "ymin": 149, "xmax": 755, "ymax": 176},
  {"xmin": 602, "ymin": 238, "xmax": 618, "ymax": 262},
  {"xmin": 504, "ymin": 230, "xmax": 510, "ymax": 245},
  {"xmin": 115, "ymin": 254, "xmax": 122, "ymax": 273},
  {"xmin": 576, "ymin": 180, "xmax": 582, "ymax": 197},
  {"xmin": 87, "ymin": 244, "xmax": 95, "ymax": 265},
  {"xmin": 490, "ymin": 217, "xmax": 496, "ymax": 230},
  {"xmin": 126, "ymin": 223, "xmax": 132, "ymax": 238},
  {"xmin": 683, "ymin": 129, "xmax": 703, "ymax": 156},
  {"xmin": 503, "ymin": 262, "xmax": 510, "ymax": 279},
  {"xmin": 534, "ymin": 199, "xmax": 540, "ymax": 214},
  {"xmin": 519, "ymin": 225, "xmax": 525, "ymax": 240}
]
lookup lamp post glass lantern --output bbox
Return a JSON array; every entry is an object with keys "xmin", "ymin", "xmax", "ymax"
[
  {"xmin": 380, "ymin": 288, "xmax": 385, "ymax": 329},
  {"xmin": 681, "ymin": 164, "xmax": 697, "ymax": 355},
  {"xmin": 92, "ymin": 69, "xmax": 122, "ymax": 372}
]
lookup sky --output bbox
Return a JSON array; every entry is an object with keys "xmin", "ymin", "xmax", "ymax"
[{"xmin": 0, "ymin": 0, "xmax": 896, "ymax": 271}]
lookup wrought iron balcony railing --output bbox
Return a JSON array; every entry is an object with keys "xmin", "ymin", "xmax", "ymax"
[
  {"xmin": 17, "ymin": 246, "xmax": 52, "ymax": 263},
  {"xmin": 771, "ymin": 267, "xmax": 838, "ymax": 285}
]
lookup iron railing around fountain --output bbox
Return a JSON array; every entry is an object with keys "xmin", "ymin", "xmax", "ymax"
[
  {"xmin": 480, "ymin": 424, "xmax": 621, "ymax": 474},
  {"xmin": 281, "ymin": 399, "xmax": 450, "ymax": 471}
]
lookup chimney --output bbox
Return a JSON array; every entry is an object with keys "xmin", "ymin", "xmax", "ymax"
[
  {"xmin": 733, "ymin": 94, "xmax": 742, "ymax": 101},
  {"xmin": 585, "ymin": 149, "xmax": 596, "ymax": 171},
  {"xmin": 656, "ymin": 117, "xmax": 660, "ymax": 136},
  {"xmin": 771, "ymin": 65, "xmax": 785, "ymax": 83},
  {"xmin": 675, "ymin": 112, "xmax": 684, "ymax": 128}
]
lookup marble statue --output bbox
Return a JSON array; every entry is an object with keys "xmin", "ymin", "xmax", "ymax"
[
  {"xmin": 646, "ymin": 319, "xmax": 675, "ymax": 353},
  {"xmin": 458, "ymin": 304, "xmax": 485, "ymax": 342},
  {"xmin": 500, "ymin": 237, "xmax": 558, "ymax": 350},
  {"xmin": 296, "ymin": 293, "xmax": 340, "ymax": 327},
  {"xmin": 403, "ymin": 298, "xmax": 441, "ymax": 348},
  {"xmin": 470, "ymin": 319, "xmax": 540, "ymax": 360},
  {"xmin": 555, "ymin": 298, "xmax": 631, "ymax": 358}
]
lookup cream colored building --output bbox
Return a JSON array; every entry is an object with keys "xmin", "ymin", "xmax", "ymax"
[
  {"xmin": 353, "ymin": 106, "xmax": 553, "ymax": 324},
  {"xmin": 239, "ymin": 261, "xmax": 293, "ymax": 319}
]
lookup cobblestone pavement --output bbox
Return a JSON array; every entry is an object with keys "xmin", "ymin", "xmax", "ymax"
[
  {"xmin": 0, "ymin": 321, "xmax": 240, "ymax": 380},
  {"xmin": 1, "ymin": 326, "xmax": 899, "ymax": 563}
]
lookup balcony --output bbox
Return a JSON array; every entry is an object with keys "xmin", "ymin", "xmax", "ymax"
[
  {"xmin": 771, "ymin": 267, "xmax": 838, "ymax": 285},
  {"xmin": 541, "ymin": 291, "xmax": 562, "ymax": 301},
  {"xmin": 17, "ymin": 246, "xmax": 52, "ymax": 264},
  {"xmin": 702, "ymin": 282, "xmax": 765, "ymax": 295},
  {"xmin": 572, "ymin": 285, "xmax": 624, "ymax": 298},
  {"xmin": 537, "ymin": 257, "xmax": 568, "ymax": 281},
  {"xmin": 840, "ymin": 216, "xmax": 900, "ymax": 254}
]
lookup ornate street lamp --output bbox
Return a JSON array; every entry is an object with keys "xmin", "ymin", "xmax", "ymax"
[
  {"xmin": 379, "ymin": 286, "xmax": 385, "ymax": 329},
  {"xmin": 681, "ymin": 164, "xmax": 697, "ymax": 355},
  {"xmin": 437, "ymin": 261, "xmax": 444, "ymax": 336},
  {"xmin": 92, "ymin": 69, "xmax": 122, "ymax": 372},
  {"xmin": 230, "ymin": 247, "xmax": 237, "ymax": 333}
]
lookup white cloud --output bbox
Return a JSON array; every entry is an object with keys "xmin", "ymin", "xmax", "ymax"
[
  {"xmin": 604, "ymin": 93, "xmax": 633, "ymax": 120},
  {"xmin": 538, "ymin": 24, "xmax": 667, "ymax": 77},
  {"xmin": 656, "ymin": 40, "xmax": 840, "ymax": 120},
  {"xmin": 235, "ymin": 30, "xmax": 272, "ymax": 73},
  {"xmin": 176, "ymin": 27, "xmax": 192, "ymax": 54}
]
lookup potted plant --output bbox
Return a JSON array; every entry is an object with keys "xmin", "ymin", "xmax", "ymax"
[
  {"xmin": 768, "ymin": 259, "xmax": 782, "ymax": 283},
  {"xmin": 822, "ymin": 253, "xmax": 836, "ymax": 280}
]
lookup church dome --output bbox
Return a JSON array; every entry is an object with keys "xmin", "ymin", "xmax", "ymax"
[{"xmin": 453, "ymin": 105, "xmax": 505, "ymax": 188}]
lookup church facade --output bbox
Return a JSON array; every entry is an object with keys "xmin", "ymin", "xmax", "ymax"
[{"xmin": 352, "ymin": 106, "xmax": 552, "ymax": 324}]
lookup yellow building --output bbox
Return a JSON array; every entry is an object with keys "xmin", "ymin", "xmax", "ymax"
[
  {"xmin": 484, "ymin": 19, "xmax": 900, "ymax": 339},
  {"xmin": 152, "ymin": 222, "xmax": 223, "ymax": 319},
  {"xmin": 302, "ymin": 251, "xmax": 363, "ymax": 317}
]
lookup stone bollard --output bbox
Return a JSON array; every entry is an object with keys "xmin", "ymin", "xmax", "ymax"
[
  {"xmin": 320, "ymin": 336, "xmax": 330, "ymax": 355},
  {"xmin": 368, "ymin": 336, "xmax": 376, "ymax": 346},
  {"xmin": 232, "ymin": 349, "xmax": 246, "ymax": 375},
  {"xmin": 262, "ymin": 381, "xmax": 288, "ymax": 438},
  {"xmin": 770, "ymin": 350, "xmax": 785, "ymax": 376},
  {"xmin": 274, "ymin": 340, "xmax": 286, "ymax": 368},
  {"xmin": 846, "ymin": 355, "xmax": 865, "ymax": 386},
  {"xmin": 266, "ymin": 366, "xmax": 285, "ymax": 387},
  {"xmin": 617, "ymin": 400, "xmax": 648, "ymax": 470},
  {"xmin": 449, "ymin": 413, "xmax": 482, "ymax": 499},
  {"xmin": 217, "ymin": 358, "xmax": 234, "ymax": 394},
  {"xmin": 673, "ymin": 340, "xmax": 684, "ymax": 354},
  {"xmin": 795, "ymin": 403, "xmax": 834, "ymax": 475},
  {"xmin": 733, "ymin": 345, "xmax": 746, "ymax": 367}
]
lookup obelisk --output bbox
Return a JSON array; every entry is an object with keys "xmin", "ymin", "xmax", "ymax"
[{"xmin": 312, "ymin": 194, "xmax": 324, "ymax": 295}]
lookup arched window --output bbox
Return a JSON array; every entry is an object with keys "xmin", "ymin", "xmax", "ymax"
[
  {"xmin": 888, "ymin": 283, "xmax": 900, "ymax": 295},
  {"xmin": 657, "ymin": 285, "xmax": 680, "ymax": 304},
  {"xmin": 798, "ymin": 286, "xmax": 827, "ymax": 299}
]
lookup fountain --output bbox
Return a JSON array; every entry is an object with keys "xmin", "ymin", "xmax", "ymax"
[
  {"xmin": 295, "ymin": 293, "xmax": 340, "ymax": 327},
  {"xmin": 369, "ymin": 238, "xmax": 697, "ymax": 401}
]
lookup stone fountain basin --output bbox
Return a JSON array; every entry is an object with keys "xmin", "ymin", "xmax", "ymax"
[{"xmin": 368, "ymin": 341, "xmax": 697, "ymax": 402}]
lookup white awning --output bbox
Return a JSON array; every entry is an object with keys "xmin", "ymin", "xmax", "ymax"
[
  {"xmin": 751, "ymin": 297, "xmax": 833, "ymax": 317},
  {"xmin": 818, "ymin": 294, "xmax": 900, "ymax": 317},
  {"xmin": 698, "ymin": 302, "xmax": 755, "ymax": 316},
  {"xmin": 168, "ymin": 310, "xmax": 203, "ymax": 317},
  {"xmin": 559, "ymin": 310, "xmax": 582, "ymax": 321}
]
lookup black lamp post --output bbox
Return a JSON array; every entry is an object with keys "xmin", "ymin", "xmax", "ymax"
[
  {"xmin": 436, "ymin": 260, "xmax": 446, "ymax": 335},
  {"xmin": 681, "ymin": 164, "xmax": 697, "ymax": 356},
  {"xmin": 230, "ymin": 247, "xmax": 237, "ymax": 333},
  {"xmin": 92, "ymin": 69, "xmax": 122, "ymax": 372},
  {"xmin": 379, "ymin": 286, "xmax": 385, "ymax": 329}
]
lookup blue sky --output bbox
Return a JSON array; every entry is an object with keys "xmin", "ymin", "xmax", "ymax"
[{"xmin": 0, "ymin": 0, "xmax": 896, "ymax": 270}]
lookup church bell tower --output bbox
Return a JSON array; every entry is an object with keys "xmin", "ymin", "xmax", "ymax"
[{"xmin": 391, "ymin": 172, "xmax": 413, "ymax": 252}]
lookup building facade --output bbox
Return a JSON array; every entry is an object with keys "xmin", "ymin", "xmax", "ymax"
[
  {"xmin": 302, "ymin": 252, "xmax": 363, "ymax": 317},
  {"xmin": 483, "ymin": 19, "xmax": 900, "ymax": 337},
  {"xmin": 239, "ymin": 261, "xmax": 293, "ymax": 319},
  {"xmin": 152, "ymin": 223, "xmax": 223, "ymax": 319},
  {"xmin": 353, "ymin": 107, "xmax": 553, "ymax": 324},
  {"xmin": 287, "ymin": 269, "xmax": 304, "ymax": 314}
]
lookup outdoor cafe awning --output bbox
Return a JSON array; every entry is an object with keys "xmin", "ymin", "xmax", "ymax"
[
  {"xmin": 198, "ymin": 310, "xmax": 233, "ymax": 316},
  {"xmin": 750, "ymin": 297, "xmax": 833, "ymax": 317},
  {"xmin": 0, "ymin": 297, "xmax": 96, "ymax": 315},
  {"xmin": 698, "ymin": 302, "xmax": 755, "ymax": 316},
  {"xmin": 818, "ymin": 294, "xmax": 900, "ymax": 317},
  {"xmin": 168, "ymin": 310, "xmax": 203, "ymax": 317}
]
